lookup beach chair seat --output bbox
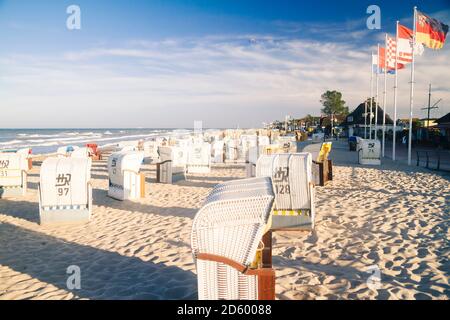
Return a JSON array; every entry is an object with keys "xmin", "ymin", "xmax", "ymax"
[
  {"xmin": 38, "ymin": 157, "xmax": 92, "ymax": 224},
  {"xmin": 108, "ymin": 151, "xmax": 145, "ymax": 200},
  {"xmin": 187, "ymin": 143, "xmax": 211, "ymax": 174},
  {"xmin": 191, "ymin": 177, "xmax": 275, "ymax": 300},
  {"xmin": 0, "ymin": 153, "xmax": 28, "ymax": 198},
  {"xmin": 156, "ymin": 146, "xmax": 187, "ymax": 183},
  {"xmin": 358, "ymin": 139, "xmax": 381, "ymax": 165},
  {"xmin": 256, "ymin": 153, "xmax": 315, "ymax": 231}
]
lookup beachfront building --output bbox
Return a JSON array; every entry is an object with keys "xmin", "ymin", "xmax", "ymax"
[
  {"xmin": 436, "ymin": 112, "xmax": 450, "ymax": 149},
  {"xmin": 340, "ymin": 101, "xmax": 396, "ymax": 138}
]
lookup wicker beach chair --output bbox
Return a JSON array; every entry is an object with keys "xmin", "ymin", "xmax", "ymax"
[
  {"xmin": 156, "ymin": 146, "xmax": 187, "ymax": 183},
  {"xmin": 256, "ymin": 153, "xmax": 315, "ymax": 231},
  {"xmin": 191, "ymin": 177, "xmax": 275, "ymax": 300},
  {"xmin": 0, "ymin": 153, "xmax": 28, "ymax": 198},
  {"xmin": 358, "ymin": 139, "xmax": 381, "ymax": 165},
  {"xmin": 108, "ymin": 150, "xmax": 145, "ymax": 200},
  {"xmin": 212, "ymin": 140, "xmax": 225, "ymax": 163},
  {"xmin": 38, "ymin": 157, "xmax": 92, "ymax": 224},
  {"xmin": 187, "ymin": 143, "xmax": 212, "ymax": 174},
  {"xmin": 70, "ymin": 147, "xmax": 90, "ymax": 158}
]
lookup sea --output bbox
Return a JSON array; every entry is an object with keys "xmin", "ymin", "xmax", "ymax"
[{"xmin": 0, "ymin": 128, "xmax": 185, "ymax": 155}]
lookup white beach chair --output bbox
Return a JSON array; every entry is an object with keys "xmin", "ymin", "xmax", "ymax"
[
  {"xmin": 108, "ymin": 151, "xmax": 145, "ymax": 200},
  {"xmin": 157, "ymin": 146, "xmax": 187, "ymax": 183},
  {"xmin": 211, "ymin": 140, "xmax": 225, "ymax": 163},
  {"xmin": 191, "ymin": 177, "xmax": 275, "ymax": 300},
  {"xmin": 240, "ymin": 135, "xmax": 258, "ymax": 161},
  {"xmin": 187, "ymin": 143, "xmax": 211, "ymax": 174},
  {"xmin": 258, "ymin": 136, "xmax": 270, "ymax": 146},
  {"xmin": 225, "ymin": 139, "xmax": 239, "ymax": 161},
  {"xmin": 0, "ymin": 153, "xmax": 28, "ymax": 198},
  {"xmin": 312, "ymin": 133, "xmax": 324, "ymax": 143},
  {"xmin": 38, "ymin": 157, "xmax": 92, "ymax": 224},
  {"xmin": 70, "ymin": 147, "xmax": 90, "ymax": 158},
  {"xmin": 358, "ymin": 139, "xmax": 381, "ymax": 165},
  {"xmin": 256, "ymin": 153, "xmax": 315, "ymax": 231},
  {"xmin": 16, "ymin": 148, "xmax": 33, "ymax": 170}
]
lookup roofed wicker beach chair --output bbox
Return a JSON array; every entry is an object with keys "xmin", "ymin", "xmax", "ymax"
[
  {"xmin": 0, "ymin": 152, "xmax": 29, "ymax": 198},
  {"xmin": 311, "ymin": 142, "xmax": 333, "ymax": 186},
  {"xmin": 16, "ymin": 147, "xmax": 33, "ymax": 170},
  {"xmin": 70, "ymin": 147, "xmax": 90, "ymax": 158},
  {"xmin": 38, "ymin": 157, "xmax": 92, "ymax": 224},
  {"xmin": 256, "ymin": 153, "xmax": 315, "ymax": 231},
  {"xmin": 108, "ymin": 150, "xmax": 145, "ymax": 200},
  {"xmin": 358, "ymin": 139, "xmax": 381, "ymax": 165},
  {"xmin": 156, "ymin": 146, "xmax": 187, "ymax": 183},
  {"xmin": 191, "ymin": 177, "xmax": 275, "ymax": 300},
  {"xmin": 187, "ymin": 143, "xmax": 211, "ymax": 174},
  {"xmin": 211, "ymin": 140, "xmax": 225, "ymax": 163}
]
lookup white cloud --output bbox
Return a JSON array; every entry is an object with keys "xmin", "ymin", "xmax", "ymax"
[{"xmin": 0, "ymin": 31, "xmax": 449, "ymax": 128}]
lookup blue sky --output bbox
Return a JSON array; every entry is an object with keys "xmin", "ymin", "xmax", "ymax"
[{"xmin": 0, "ymin": 0, "xmax": 449, "ymax": 128}]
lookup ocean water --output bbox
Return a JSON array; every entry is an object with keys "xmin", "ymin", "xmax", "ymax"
[{"xmin": 0, "ymin": 128, "xmax": 176, "ymax": 155}]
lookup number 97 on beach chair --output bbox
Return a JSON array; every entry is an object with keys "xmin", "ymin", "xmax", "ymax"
[{"xmin": 38, "ymin": 157, "xmax": 92, "ymax": 224}]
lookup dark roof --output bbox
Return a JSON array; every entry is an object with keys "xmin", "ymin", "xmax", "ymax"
[
  {"xmin": 340, "ymin": 101, "xmax": 394, "ymax": 126},
  {"xmin": 436, "ymin": 112, "xmax": 450, "ymax": 124}
]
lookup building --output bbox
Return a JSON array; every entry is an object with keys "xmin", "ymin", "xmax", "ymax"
[
  {"xmin": 436, "ymin": 112, "xmax": 450, "ymax": 148},
  {"xmin": 340, "ymin": 101, "xmax": 395, "ymax": 138}
]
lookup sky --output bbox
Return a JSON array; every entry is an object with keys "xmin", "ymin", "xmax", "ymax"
[{"xmin": 0, "ymin": 0, "xmax": 449, "ymax": 128}]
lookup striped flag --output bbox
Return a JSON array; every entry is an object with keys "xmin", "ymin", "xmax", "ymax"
[
  {"xmin": 397, "ymin": 24, "xmax": 424, "ymax": 64},
  {"xmin": 383, "ymin": 37, "xmax": 405, "ymax": 71},
  {"xmin": 416, "ymin": 11, "xmax": 449, "ymax": 49}
]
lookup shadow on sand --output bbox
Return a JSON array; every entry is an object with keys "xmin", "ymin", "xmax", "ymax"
[{"xmin": 0, "ymin": 222, "xmax": 197, "ymax": 299}]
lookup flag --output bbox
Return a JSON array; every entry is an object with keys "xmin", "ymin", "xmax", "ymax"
[
  {"xmin": 416, "ymin": 10, "xmax": 449, "ymax": 49},
  {"xmin": 382, "ymin": 39, "xmax": 405, "ymax": 72},
  {"xmin": 397, "ymin": 24, "xmax": 424, "ymax": 64}
]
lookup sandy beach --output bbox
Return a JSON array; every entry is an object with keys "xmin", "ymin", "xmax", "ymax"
[{"xmin": 0, "ymin": 140, "xmax": 449, "ymax": 300}]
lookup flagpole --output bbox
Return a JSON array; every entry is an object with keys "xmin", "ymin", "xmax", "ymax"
[
  {"xmin": 375, "ymin": 44, "xmax": 380, "ymax": 141},
  {"xmin": 364, "ymin": 100, "xmax": 368, "ymax": 139},
  {"xmin": 382, "ymin": 34, "xmax": 388, "ymax": 157},
  {"xmin": 393, "ymin": 21, "xmax": 399, "ymax": 161},
  {"xmin": 407, "ymin": 7, "xmax": 417, "ymax": 165},
  {"xmin": 370, "ymin": 51, "xmax": 374, "ymax": 139}
]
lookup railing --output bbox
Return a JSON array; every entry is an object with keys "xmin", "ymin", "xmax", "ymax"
[{"xmin": 416, "ymin": 151, "xmax": 441, "ymax": 170}]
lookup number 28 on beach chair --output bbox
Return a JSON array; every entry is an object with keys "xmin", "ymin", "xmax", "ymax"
[
  {"xmin": 0, "ymin": 153, "xmax": 28, "ymax": 198},
  {"xmin": 38, "ymin": 157, "xmax": 92, "ymax": 224},
  {"xmin": 108, "ymin": 151, "xmax": 145, "ymax": 200},
  {"xmin": 191, "ymin": 177, "xmax": 276, "ymax": 300},
  {"xmin": 256, "ymin": 153, "xmax": 315, "ymax": 231}
]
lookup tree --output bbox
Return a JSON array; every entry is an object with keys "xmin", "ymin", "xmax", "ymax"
[{"xmin": 320, "ymin": 90, "xmax": 349, "ymax": 117}]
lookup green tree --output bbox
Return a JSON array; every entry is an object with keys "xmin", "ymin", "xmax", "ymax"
[{"xmin": 320, "ymin": 90, "xmax": 349, "ymax": 117}]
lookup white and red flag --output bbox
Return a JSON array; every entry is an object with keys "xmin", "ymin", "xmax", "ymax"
[{"xmin": 397, "ymin": 24, "xmax": 424, "ymax": 64}]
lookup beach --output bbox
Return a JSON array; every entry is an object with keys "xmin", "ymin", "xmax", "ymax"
[{"xmin": 0, "ymin": 140, "xmax": 448, "ymax": 300}]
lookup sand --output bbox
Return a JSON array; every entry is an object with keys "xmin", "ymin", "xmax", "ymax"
[{"xmin": 0, "ymin": 141, "xmax": 449, "ymax": 300}]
